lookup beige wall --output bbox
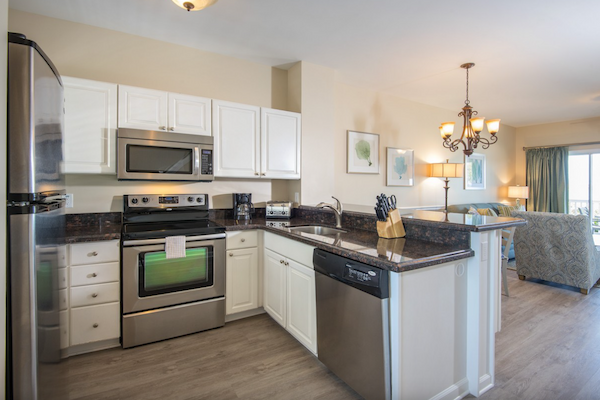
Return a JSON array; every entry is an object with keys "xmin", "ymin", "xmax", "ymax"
[
  {"xmin": 8, "ymin": 10, "xmax": 290, "ymax": 213},
  {"xmin": 1, "ymin": 0, "xmax": 8, "ymax": 393},
  {"xmin": 334, "ymin": 83, "xmax": 518, "ymax": 208},
  {"xmin": 515, "ymin": 117, "xmax": 600, "ymax": 185}
]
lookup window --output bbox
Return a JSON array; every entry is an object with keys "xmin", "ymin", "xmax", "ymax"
[{"xmin": 568, "ymin": 148, "xmax": 600, "ymax": 244}]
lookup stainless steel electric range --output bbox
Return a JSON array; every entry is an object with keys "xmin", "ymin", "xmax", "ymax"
[{"xmin": 120, "ymin": 193, "xmax": 226, "ymax": 348}]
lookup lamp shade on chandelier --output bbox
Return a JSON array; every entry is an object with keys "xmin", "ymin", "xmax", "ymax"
[
  {"xmin": 440, "ymin": 63, "xmax": 500, "ymax": 157},
  {"xmin": 171, "ymin": 0, "xmax": 219, "ymax": 11}
]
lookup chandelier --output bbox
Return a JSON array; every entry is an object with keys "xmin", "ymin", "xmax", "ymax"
[
  {"xmin": 440, "ymin": 63, "xmax": 500, "ymax": 157},
  {"xmin": 171, "ymin": 0, "xmax": 219, "ymax": 11}
]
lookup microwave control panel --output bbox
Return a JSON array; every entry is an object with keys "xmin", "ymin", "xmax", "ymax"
[{"xmin": 201, "ymin": 149, "xmax": 213, "ymax": 175}]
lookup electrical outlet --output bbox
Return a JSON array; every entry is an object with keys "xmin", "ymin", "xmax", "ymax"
[{"xmin": 65, "ymin": 193, "xmax": 74, "ymax": 208}]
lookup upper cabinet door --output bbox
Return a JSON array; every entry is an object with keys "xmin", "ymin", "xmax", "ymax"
[
  {"xmin": 213, "ymin": 100, "xmax": 261, "ymax": 178},
  {"xmin": 118, "ymin": 85, "xmax": 168, "ymax": 130},
  {"xmin": 168, "ymin": 93, "xmax": 211, "ymax": 136},
  {"xmin": 261, "ymin": 108, "xmax": 301, "ymax": 179},
  {"xmin": 62, "ymin": 77, "xmax": 118, "ymax": 174}
]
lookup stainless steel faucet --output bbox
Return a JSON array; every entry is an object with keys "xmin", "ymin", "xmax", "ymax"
[{"xmin": 316, "ymin": 196, "xmax": 343, "ymax": 228}]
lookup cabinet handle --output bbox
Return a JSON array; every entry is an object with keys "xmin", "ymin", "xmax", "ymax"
[
  {"xmin": 241, "ymin": 238, "xmax": 246, "ymax": 242},
  {"xmin": 89, "ymin": 252, "xmax": 98, "ymax": 257},
  {"xmin": 280, "ymin": 260, "xmax": 284, "ymax": 264},
  {"xmin": 91, "ymin": 273, "xmax": 98, "ymax": 278},
  {"xmin": 93, "ymin": 323, "xmax": 99, "ymax": 328},
  {"xmin": 261, "ymin": 173, "xmax": 265, "ymax": 176},
  {"xmin": 285, "ymin": 261, "xmax": 289, "ymax": 266},
  {"xmin": 91, "ymin": 293, "xmax": 98, "ymax": 298},
  {"xmin": 229, "ymin": 253, "xmax": 233, "ymax": 257},
  {"xmin": 254, "ymin": 172, "xmax": 259, "ymax": 176},
  {"xmin": 159, "ymin": 126, "xmax": 166, "ymax": 130},
  {"xmin": 169, "ymin": 127, "xmax": 175, "ymax": 131}
]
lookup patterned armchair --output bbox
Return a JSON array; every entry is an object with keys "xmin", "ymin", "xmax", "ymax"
[{"xmin": 511, "ymin": 211, "xmax": 600, "ymax": 294}]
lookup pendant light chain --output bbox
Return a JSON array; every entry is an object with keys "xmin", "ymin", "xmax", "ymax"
[{"xmin": 465, "ymin": 67, "xmax": 470, "ymax": 106}]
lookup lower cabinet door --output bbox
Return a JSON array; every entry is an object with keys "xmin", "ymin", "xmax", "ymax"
[
  {"xmin": 286, "ymin": 259, "xmax": 317, "ymax": 355},
  {"xmin": 263, "ymin": 248, "xmax": 286, "ymax": 327},
  {"xmin": 70, "ymin": 302, "xmax": 120, "ymax": 346},
  {"xmin": 226, "ymin": 247, "xmax": 258, "ymax": 315}
]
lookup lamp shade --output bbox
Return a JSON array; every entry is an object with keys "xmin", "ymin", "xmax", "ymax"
[
  {"xmin": 430, "ymin": 161, "xmax": 464, "ymax": 178},
  {"xmin": 508, "ymin": 185, "xmax": 529, "ymax": 199}
]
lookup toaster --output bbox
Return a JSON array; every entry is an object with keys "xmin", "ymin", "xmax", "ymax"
[{"xmin": 266, "ymin": 201, "xmax": 294, "ymax": 219}]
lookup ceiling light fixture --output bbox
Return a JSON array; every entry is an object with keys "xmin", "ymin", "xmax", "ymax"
[
  {"xmin": 171, "ymin": 0, "xmax": 219, "ymax": 12},
  {"xmin": 440, "ymin": 63, "xmax": 500, "ymax": 157}
]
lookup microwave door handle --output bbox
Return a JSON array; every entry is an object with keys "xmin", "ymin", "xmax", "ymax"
[{"xmin": 194, "ymin": 147, "xmax": 200, "ymax": 175}]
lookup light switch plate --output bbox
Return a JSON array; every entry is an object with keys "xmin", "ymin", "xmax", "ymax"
[{"xmin": 65, "ymin": 194, "xmax": 74, "ymax": 208}]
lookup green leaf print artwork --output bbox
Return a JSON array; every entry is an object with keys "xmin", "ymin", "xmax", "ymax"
[
  {"xmin": 394, "ymin": 157, "xmax": 407, "ymax": 179},
  {"xmin": 355, "ymin": 140, "xmax": 372, "ymax": 166}
]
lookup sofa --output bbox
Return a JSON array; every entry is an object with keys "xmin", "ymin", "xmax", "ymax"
[
  {"xmin": 447, "ymin": 202, "xmax": 516, "ymax": 259},
  {"xmin": 511, "ymin": 210, "xmax": 600, "ymax": 294}
]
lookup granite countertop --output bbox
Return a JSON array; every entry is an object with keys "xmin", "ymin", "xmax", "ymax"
[
  {"xmin": 64, "ymin": 208, "xmax": 527, "ymax": 273},
  {"xmin": 212, "ymin": 216, "xmax": 474, "ymax": 273}
]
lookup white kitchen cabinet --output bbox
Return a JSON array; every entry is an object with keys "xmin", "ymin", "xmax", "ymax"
[
  {"xmin": 62, "ymin": 77, "xmax": 118, "ymax": 174},
  {"xmin": 261, "ymin": 108, "xmax": 301, "ymax": 179},
  {"xmin": 118, "ymin": 85, "xmax": 211, "ymax": 135},
  {"xmin": 263, "ymin": 248, "xmax": 287, "ymax": 327},
  {"xmin": 67, "ymin": 240, "xmax": 120, "ymax": 351},
  {"xmin": 263, "ymin": 232, "xmax": 317, "ymax": 354},
  {"xmin": 226, "ymin": 231, "xmax": 259, "ymax": 315},
  {"xmin": 213, "ymin": 100, "xmax": 261, "ymax": 178},
  {"xmin": 213, "ymin": 100, "xmax": 301, "ymax": 179}
]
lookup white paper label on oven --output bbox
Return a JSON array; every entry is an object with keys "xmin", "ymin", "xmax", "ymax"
[{"xmin": 165, "ymin": 236, "xmax": 186, "ymax": 259}]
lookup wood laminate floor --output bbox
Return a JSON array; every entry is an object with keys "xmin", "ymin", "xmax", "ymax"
[{"xmin": 50, "ymin": 269, "xmax": 600, "ymax": 400}]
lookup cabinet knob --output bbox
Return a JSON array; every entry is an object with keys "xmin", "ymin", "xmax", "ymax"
[
  {"xmin": 169, "ymin": 127, "xmax": 175, "ymax": 131},
  {"xmin": 89, "ymin": 252, "xmax": 98, "ymax": 257},
  {"xmin": 285, "ymin": 261, "xmax": 289, "ymax": 266},
  {"xmin": 159, "ymin": 126, "xmax": 166, "ymax": 130},
  {"xmin": 241, "ymin": 238, "xmax": 246, "ymax": 242},
  {"xmin": 229, "ymin": 253, "xmax": 233, "ymax": 257},
  {"xmin": 261, "ymin": 173, "xmax": 265, "ymax": 176},
  {"xmin": 280, "ymin": 260, "xmax": 284, "ymax": 264},
  {"xmin": 254, "ymin": 172, "xmax": 259, "ymax": 176},
  {"xmin": 93, "ymin": 323, "xmax": 99, "ymax": 328},
  {"xmin": 91, "ymin": 273, "xmax": 97, "ymax": 278},
  {"xmin": 91, "ymin": 293, "xmax": 98, "ymax": 298}
]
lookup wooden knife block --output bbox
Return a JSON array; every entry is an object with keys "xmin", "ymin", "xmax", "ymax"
[{"xmin": 376, "ymin": 209, "xmax": 406, "ymax": 239}]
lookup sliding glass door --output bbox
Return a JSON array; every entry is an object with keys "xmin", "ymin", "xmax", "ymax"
[{"xmin": 568, "ymin": 150, "xmax": 600, "ymax": 245}]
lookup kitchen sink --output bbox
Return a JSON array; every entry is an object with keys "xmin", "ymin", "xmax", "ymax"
[{"xmin": 288, "ymin": 225, "xmax": 347, "ymax": 235}]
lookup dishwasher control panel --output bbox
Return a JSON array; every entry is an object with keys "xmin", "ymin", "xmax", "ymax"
[{"xmin": 343, "ymin": 264, "xmax": 381, "ymax": 287}]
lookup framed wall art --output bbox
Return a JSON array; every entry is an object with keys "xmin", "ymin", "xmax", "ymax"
[
  {"xmin": 347, "ymin": 130, "xmax": 379, "ymax": 174},
  {"xmin": 464, "ymin": 153, "xmax": 486, "ymax": 190},
  {"xmin": 386, "ymin": 148, "xmax": 414, "ymax": 186}
]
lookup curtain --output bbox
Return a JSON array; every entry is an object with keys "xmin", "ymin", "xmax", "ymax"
[{"xmin": 526, "ymin": 146, "xmax": 569, "ymax": 213}]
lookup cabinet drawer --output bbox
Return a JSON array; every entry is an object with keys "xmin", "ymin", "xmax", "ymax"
[
  {"xmin": 226, "ymin": 230, "xmax": 258, "ymax": 250},
  {"xmin": 59, "ymin": 288, "xmax": 69, "ymax": 311},
  {"xmin": 71, "ymin": 282, "xmax": 120, "ymax": 308},
  {"xmin": 70, "ymin": 262, "xmax": 119, "ymax": 287},
  {"xmin": 58, "ymin": 268, "xmax": 68, "ymax": 290},
  {"xmin": 69, "ymin": 240, "xmax": 119, "ymax": 265},
  {"xmin": 60, "ymin": 310, "xmax": 69, "ymax": 350},
  {"xmin": 70, "ymin": 302, "xmax": 120, "ymax": 346}
]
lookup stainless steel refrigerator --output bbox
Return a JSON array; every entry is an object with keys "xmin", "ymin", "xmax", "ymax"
[{"xmin": 7, "ymin": 32, "xmax": 66, "ymax": 400}]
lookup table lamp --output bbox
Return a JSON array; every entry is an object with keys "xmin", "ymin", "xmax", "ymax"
[
  {"xmin": 508, "ymin": 185, "xmax": 529, "ymax": 208},
  {"xmin": 430, "ymin": 160, "xmax": 464, "ymax": 213}
]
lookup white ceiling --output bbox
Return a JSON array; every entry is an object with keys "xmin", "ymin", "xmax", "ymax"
[{"xmin": 9, "ymin": 0, "xmax": 600, "ymax": 127}]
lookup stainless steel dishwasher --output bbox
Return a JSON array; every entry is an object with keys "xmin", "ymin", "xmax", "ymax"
[{"xmin": 313, "ymin": 249, "xmax": 391, "ymax": 400}]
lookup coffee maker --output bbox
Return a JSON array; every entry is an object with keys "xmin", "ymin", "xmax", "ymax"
[{"xmin": 233, "ymin": 193, "xmax": 255, "ymax": 220}]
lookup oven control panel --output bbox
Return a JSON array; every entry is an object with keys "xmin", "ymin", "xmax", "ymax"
[{"xmin": 125, "ymin": 194, "xmax": 208, "ymax": 208}]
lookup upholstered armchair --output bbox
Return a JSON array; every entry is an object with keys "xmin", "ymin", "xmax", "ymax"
[{"xmin": 511, "ymin": 211, "xmax": 600, "ymax": 294}]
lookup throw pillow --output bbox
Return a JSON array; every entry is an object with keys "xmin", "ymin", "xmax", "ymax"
[
  {"xmin": 477, "ymin": 208, "xmax": 498, "ymax": 217},
  {"xmin": 498, "ymin": 204, "xmax": 522, "ymax": 217},
  {"xmin": 467, "ymin": 206, "xmax": 479, "ymax": 215}
]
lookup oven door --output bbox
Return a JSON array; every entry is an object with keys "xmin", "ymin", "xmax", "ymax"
[{"xmin": 122, "ymin": 234, "xmax": 225, "ymax": 314}]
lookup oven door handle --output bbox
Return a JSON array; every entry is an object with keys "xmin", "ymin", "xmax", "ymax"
[{"xmin": 122, "ymin": 233, "xmax": 226, "ymax": 246}]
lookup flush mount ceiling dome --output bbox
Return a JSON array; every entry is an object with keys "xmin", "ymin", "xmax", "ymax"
[{"xmin": 171, "ymin": 0, "xmax": 219, "ymax": 12}]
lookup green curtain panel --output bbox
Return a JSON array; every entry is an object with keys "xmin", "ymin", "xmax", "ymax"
[{"xmin": 526, "ymin": 146, "xmax": 569, "ymax": 213}]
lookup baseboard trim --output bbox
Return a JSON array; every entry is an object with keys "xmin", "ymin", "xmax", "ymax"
[
  {"xmin": 225, "ymin": 307, "xmax": 265, "ymax": 322},
  {"xmin": 430, "ymin": 378, "xmax": 469, "ymax": 400}
]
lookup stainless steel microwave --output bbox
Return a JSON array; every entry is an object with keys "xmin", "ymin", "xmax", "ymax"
[{"xmin": 117, "ymin": 128, "xmax": 214, "ymax": 181}]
